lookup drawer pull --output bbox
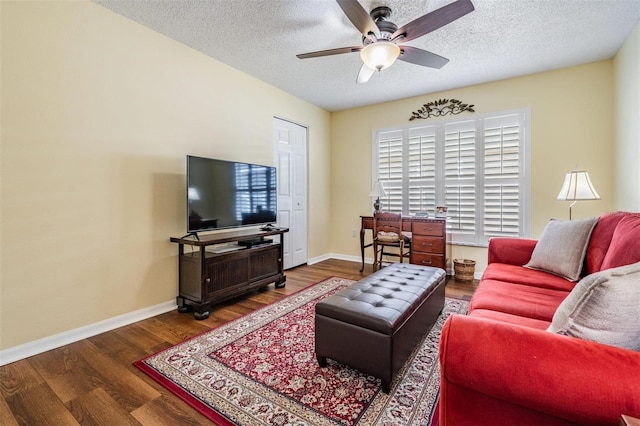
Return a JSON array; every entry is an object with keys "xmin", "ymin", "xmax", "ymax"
[
  {"xmin": 421, "ymin": 243, "xmax": 433, "ymax": 247},
  {"xmin": 421, "ymin": 260, "xmax": 433, "ymax": 265}
]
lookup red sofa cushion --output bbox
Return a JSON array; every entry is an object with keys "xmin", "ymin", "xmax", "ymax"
[
  {"xmin": 470, "ymin": 309, "xmax": 551, "ymax": 330},
  {"xmin": 600, "ymin": 215, "xmax": 640, "ymax": 270},
  {"xmin": 470, "ymin": 279, "xmax": 569, "ymax": 322},
  {"xmin": 487, "ymin": 237, "xmax": 538, "ymax": 266},
  {"xmin": 481, "ymin": 263, "xmax": 576, "ymax": 292},
  {"xmin": 585, "ymin": 211, "xmax": 632, "ymax": 274}
]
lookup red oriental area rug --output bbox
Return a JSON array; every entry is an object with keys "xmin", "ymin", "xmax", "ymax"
[{"xmin": 134, "ymin": 277, "xmax": 468, "ymax": 425}]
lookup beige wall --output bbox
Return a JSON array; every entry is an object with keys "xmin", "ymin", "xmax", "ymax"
[
  {"xmin": 614, "ymin": 22, "xmax": 640, "ymax": 211},
  {"xmin": 0, "ymin": 1, "xmax": 331, "ymax": 350},
  {"xmin": 331, "ymin": 61, "xmax": 616, "ymax": 273}
]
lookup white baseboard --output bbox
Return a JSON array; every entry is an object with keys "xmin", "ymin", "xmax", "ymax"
[
  {"xmin": 307, "ymin": 253, "xmax": 369, "ymax": 265},
  {"xmin": 306, "ymin": 253, "xmax": 333, "ymax": 265},
  {"xmin": 312, "ymin": 254, "xmax": 484, "ymax": 282},
  {"xmin": 319, "ymin": 254, "xmax": 484, "ymax": 279},
  {"xmin": 321, "ymin": 253, "xmax": 363, "ymax": 264},
  {"xmin": 0, "ymin": 300, "xmax": 177, "ymax": 366}
]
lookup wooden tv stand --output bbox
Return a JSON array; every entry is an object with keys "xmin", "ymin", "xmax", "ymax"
[{"xmin": 170, "ymin": 227, "xmax": 289, "ymax": 320}]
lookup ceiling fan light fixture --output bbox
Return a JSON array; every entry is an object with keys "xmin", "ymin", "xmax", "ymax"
[{"xmin": 360, "ymin": 41, "xmax": 400, "ymax": 71}]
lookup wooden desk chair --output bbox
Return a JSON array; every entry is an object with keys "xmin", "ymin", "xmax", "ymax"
[{"xmin": 372, "ymin": 212, "xmax": 412, "ymax": 271}]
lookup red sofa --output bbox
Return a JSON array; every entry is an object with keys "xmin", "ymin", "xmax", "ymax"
[{"xmin": 439, "ymin": 212, "xmax": 640, "ymax": 425}]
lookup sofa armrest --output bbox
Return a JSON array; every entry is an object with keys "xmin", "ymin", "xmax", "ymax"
[
  {"xmin": 440, "ymin": 315, "xmax": 640, "ymax": 425},
  {"xmin": 487, "ymin": 237, "xmax": 538, "ymax": 266}
]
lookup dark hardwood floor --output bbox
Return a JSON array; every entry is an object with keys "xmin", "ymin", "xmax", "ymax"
[{"xmin": 0, "ymin": 259, "xmax": 477, "ymax": 425}]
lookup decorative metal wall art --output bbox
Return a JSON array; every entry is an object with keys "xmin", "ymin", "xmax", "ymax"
[{"xmin": 409, "ymin": 98, "xmax": 475, "ymax": 121}]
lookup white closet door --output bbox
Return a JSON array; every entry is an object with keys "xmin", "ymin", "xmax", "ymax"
[{"xmin": 273, "ymin": 117, "xmax": 308, "ymax": 269}]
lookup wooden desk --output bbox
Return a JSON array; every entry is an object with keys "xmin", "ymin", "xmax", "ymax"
[{"xmin": 360, "ymin": 215, "xmax": 446, "ymax": 272}]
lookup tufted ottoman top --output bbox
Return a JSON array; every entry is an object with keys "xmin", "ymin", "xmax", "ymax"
[{"xmin": 316, "ymin": 263, "xmax": 445, "ymax": 335}]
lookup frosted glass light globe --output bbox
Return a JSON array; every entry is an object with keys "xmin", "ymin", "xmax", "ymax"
[{"xmin": 360, "ymin": 42, "xmax": 401, "ymax": 71}]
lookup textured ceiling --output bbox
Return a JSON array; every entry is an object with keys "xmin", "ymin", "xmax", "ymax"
[{"xmin": 94, "ymin": 0, "xmax": 640, "ymax": 112}]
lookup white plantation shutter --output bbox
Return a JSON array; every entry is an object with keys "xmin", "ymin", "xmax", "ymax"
[
  {"xmin": 408, "ymin": 126, "xmax": 436, "ymax": 214},
  {"xmin": 483, "ymin": 114, "xmax": 524, "ymax": 241},
  {"xmin": 483, "ymin": 184, "xmax": 520, "ymax": 236},
  {"xmin": 373, "ymin": 109, "xmax": 529, "ymax": 246},
  {"xmin": 376, "ymin": 129, "xmax": 404, "ymax": 213},
  {"xmin": 444, "ymin": 121, "xmax": 477, "ymax": 243}
]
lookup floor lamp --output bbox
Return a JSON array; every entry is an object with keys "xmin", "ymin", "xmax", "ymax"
[{"xmin": 557, "ymin": 170, "xmax": 600, "ymax": 220}]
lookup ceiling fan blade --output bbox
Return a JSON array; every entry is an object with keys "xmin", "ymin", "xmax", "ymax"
[
  {"xmin": 356, "ymin": 63, "xmax": 375, "ymax": 83},
  {"xmin": 297, "ymin": 46, "xmax": 362, "ymax": 59},
  {"xmin": 398, "ymin": 46, "xmax": 449, "ymax": 69},
  {"xmin": 336, "ymin": 0, "xmax": 379, "ymax": 41},
  {"xmin": 391, "ymin": 0, "xmax": 474, "ymax": 43}
]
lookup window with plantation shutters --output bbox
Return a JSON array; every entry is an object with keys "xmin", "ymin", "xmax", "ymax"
[{"xmin": 373, "ymin": 109, "xmax": 530, "ymax": 247}]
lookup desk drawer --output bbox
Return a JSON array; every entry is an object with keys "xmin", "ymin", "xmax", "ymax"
[
  {"xmin": 411, "ymin": 252, "xmax": 445, "ymax": 269},
  {"xmin": 412, "ymin": 235, "xmax": 445, "ymax": 253},
  {"xmin": 412, "ymin": 221, "xmax": 444, "ymax": 237}
]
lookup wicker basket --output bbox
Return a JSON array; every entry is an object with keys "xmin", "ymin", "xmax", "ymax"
[{"xmin": 453, "ymin": 259, "xmax": 476, "ymax": 282}]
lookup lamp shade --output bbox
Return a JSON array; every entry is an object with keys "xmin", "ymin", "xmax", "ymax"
[
  {"xmin": 557, "ymin": 170, "xmax": 601, "ymax": 201},
  {"xmin": 360, "ymin": 42, "xmax": 400, "ymax": 71},
  {"xmin": 369, "ymin": 181, "xmax": 386, "ymax": 198}
]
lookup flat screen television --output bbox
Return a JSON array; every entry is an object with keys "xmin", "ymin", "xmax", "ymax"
[{"xmin": 186, "ymin": 155, "xmax": 277, "ymax": 233}]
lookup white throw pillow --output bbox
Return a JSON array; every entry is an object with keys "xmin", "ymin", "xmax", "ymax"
[
  {"xmin": 548, "ymin": 261, "xmax": 640, "ymax": 351},
  {"xmin": 525, "ymin": 217, "xmax": 598, "ymax": 281}
]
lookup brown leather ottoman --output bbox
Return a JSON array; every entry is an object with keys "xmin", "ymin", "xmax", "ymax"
[{"xmin": 315, "ymin": 263, "xmax": 445, "ymax": 393}]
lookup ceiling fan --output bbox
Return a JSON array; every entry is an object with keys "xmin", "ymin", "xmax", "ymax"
[{"xmin": 297, "ymin": 0, "xmax": 475, "ymax": 83}]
